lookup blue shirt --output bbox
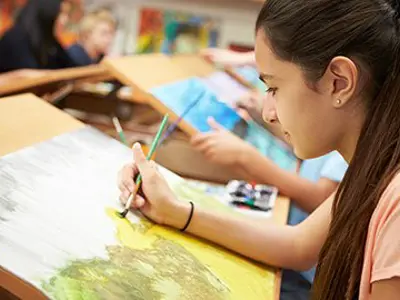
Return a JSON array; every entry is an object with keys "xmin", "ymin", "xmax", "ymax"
[
  {"xmin": 288, "ymin": 151, "xmax": 348, "ymax": 283},
  {"xmin": 67, "ymin": 43, "xmax": 101, "ymax": 67}
]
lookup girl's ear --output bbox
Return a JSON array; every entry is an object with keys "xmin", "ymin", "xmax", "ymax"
[{"xmin": 325, "ymin": 56, "xmax": 358, "ymax": 108}]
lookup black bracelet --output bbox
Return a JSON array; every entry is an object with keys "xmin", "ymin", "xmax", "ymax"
[{"xmin": 180, "ymin": 201, "xmax": 194, "ymax": 232}]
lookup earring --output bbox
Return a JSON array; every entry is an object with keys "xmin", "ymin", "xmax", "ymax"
[{"xmin": 336, "ymin": 99, "xmax": 342, "ymax": 105}]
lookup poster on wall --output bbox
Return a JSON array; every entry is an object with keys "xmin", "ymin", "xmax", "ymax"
[
  {"xmin": 0, "ymin": 0, "xmax": 83, "ymax": 46},
  {"xmin": 137, "ymin": 7, "xmax": 219, "ymax": 54},
  {"xmin": 0, "ymin": 0, "xmax": 26, "ymax": 34}
]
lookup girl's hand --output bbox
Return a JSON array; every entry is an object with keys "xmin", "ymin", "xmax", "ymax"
[
  {"xmin": 191, "ymin": 118, "xmax": 253, "ymax": 166},
  {"xmin": 118, "ymin": 144, "xmax": 190, "ymax": 228}
]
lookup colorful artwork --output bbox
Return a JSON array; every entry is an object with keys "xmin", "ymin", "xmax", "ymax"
[
  {"xmin": 0, "ymin": 0, "xmax": 83, "ymax": 46},
  {"xmin": 246, "ymin": 120, "xmax": 297, "ymax": 171},
  {"xmin": 150, "ymin": 77, "xmax": 242, "ymax": 133},
  {"xmin": 199, "ymin": 71, "xmax": 250, "ymax": 107},
  {"xmin": 137, "ymin": 8, "xmax": 219, "ymax": 54},
  {"xmin": 0, "ymin": 0, "xmax": 26, "ymax": 34},
  {"xmin": 0, "ymin": 127, "xmax": 275, "ymax": 299},
  {"xmin": 234, "ymin": 65, "xmax": 267, "ymax": 92}
]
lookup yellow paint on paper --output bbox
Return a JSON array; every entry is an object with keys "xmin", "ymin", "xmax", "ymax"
[{"xmin": 107, "ymin": 208, "xmax": 275, "ymax": 299}]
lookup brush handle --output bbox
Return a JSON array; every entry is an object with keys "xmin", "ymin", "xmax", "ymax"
[
  {"xmin": 112, "ymin": 117, "xmax": 128, "ymax": 146},
  {"xmin": 123, "ymin": 114, "xmax": 169, "ymax": 211},
  {"xmin": 124, "ymin": 175, "xmax": 142, "ymax": 210}
]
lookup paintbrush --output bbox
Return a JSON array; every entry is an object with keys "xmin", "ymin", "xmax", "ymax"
[
  {"xmin": 112, "ymin": 116, "xmax": 128, "ymax": 146},
  {"xmin": 119, "ymin": 114, "xmax": 170, "ymax": 218},
  {"xmin": 158, "ymin": 90, "xmax": 205, "ymax": 146}
]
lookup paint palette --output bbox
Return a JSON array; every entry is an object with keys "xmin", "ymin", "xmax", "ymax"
[{"xmin": 225, "ymin": 180, "xmax": 278, "ymax": 212}]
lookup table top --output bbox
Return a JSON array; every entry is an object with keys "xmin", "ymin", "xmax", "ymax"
[
  {"xmin": 0, "ymin": 65, "xmax": 109, "ymax": 97},
  {"xmin": 103, "ymin": 54, "xmax": 190, "ymax": 91},
  {"xmin": 0, "ymin": 94, "xmax": 288, "ymax": 300},
  {"xmin": 0, "ymin": 94, "xmax": 84, "ymax": 156}
]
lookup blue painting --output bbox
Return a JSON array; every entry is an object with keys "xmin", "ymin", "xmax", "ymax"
[
  {"xmin": 246, "ymin": 121, "xmax": 297, "ymax": 171},
  {"xmin": 234, "ymin": 66, "xmax": 266, "ymax": 92},
  {"xmin": 150, "ymin": 77, "xmax": 242, "ymax": 133},
  {"xmin": 150, "ymin": 76, "xmax": 297, "ymax": 171},
  {"xmin": 198, "ymin": 71, "xmax": 249, "ymax": 106}
]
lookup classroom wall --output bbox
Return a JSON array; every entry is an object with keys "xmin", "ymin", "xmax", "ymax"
[{"xmin": 85, "ymin": 0, "xmax": 262, "ymax": 55}]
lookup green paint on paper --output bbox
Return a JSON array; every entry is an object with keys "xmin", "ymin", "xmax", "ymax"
[
  {"xmin": 41, "ymin": 182, "xmax": 274, "ymax": 300},
  {"xmin": 42, "ymin": 242, "xmax": 229, "ymax": 300}
]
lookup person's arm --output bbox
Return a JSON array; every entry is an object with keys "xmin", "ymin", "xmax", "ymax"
[
  {"xmin": 119, "ymin": 144, "xmax": 333, "ymax": 270},
  {"xmin": 238, "ymin": 146, "xmax": 338, "ymax": 212},
  {"xmin": 371, "ymin": 278, "xmax": 400, "ymax": 300},
  {"xmin": 166, "ymin": 193, "xmax": 333, "ymax": 270},
  {"xmin": 0, "ymin": 69, "xmax": 48, "ymax": 85},
  {"xmin": 191, "ymin": 119, "xmax": 338, "ymax": 213},
  {"xmin": 200, "ymin": 48, "xmax": 256, "ymax": 66}
]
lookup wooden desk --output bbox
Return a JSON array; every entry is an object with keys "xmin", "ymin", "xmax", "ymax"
[
  {"xmin": 103, "ymin": 55, "xmax": 199, "ymax": 136},
  {"xmin": 0, "ymin": 94, "xmax": 84, "ymax": 156},
  {"xmin": 0, "ymin": 94, "xmax": 288, "ymax": 300},
  {"xmin": 103, "ymin": 54, "xmax": 190, "ymax": 91},
  {"xmin": 170, "ymin": 54, "xmax": 216, "ymax": 77},
  {"xmin": 0, "ymin": 65, "xmax": 110, "ymax": 97}
]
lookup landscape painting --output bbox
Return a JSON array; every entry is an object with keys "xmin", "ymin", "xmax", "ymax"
[{"xmin": 0, "ymin": 126, "xmax": 275, "ymax": 299}]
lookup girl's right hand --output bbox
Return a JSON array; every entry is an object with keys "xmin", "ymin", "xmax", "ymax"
[{"xmin": 118, "ymin": 143, "xmax": 191, "ymax": 228}]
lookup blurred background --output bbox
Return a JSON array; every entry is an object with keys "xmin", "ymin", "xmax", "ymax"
[{"xmin": 0, "ymin": 0, "xmax": 260, "ymax": 56}]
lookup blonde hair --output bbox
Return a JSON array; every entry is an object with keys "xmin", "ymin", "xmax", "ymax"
[{"xmin": 78, "ymin": 9, "xmax": 116, "ymax": 40}]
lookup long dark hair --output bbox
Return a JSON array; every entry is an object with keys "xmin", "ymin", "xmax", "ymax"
[
  {"xmin": 14, "ymin": 0, "xmax": 63, "ymax": 66},
  {"xmin": 256, "ymin": 0, "xmax": 400, "ymax": 299}
]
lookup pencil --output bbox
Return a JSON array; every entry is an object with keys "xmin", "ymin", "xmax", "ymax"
[
  {"xmin": 119, "ymin": 114, "xmax": 169, "ymax": 218},
  {"xmin": 112, "ymin": 116, "xmax": 128, "ymax": 146}
]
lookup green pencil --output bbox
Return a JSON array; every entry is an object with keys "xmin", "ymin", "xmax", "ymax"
[
  {"xmin": 112, "ymin": 116, "xmax": 128, "ymax": 146},
  {"xmin": 119, "ymin": 114, "xmax": 169, "ymax": 218}
]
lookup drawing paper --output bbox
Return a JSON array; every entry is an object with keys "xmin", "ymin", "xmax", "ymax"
[{"xmin": 0, "ymin": 127, "xmax": 275, "ymax": 300}]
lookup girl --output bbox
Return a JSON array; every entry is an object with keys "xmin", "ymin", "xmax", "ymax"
[
  {"xmin": 118, "ymin": 0, "xmax": 400, "ymax": 298},
  {"xmin": 0, "ymin": 0, "xmax": 76, "ymax": 72}
]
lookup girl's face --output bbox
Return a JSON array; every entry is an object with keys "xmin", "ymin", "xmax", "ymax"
[{"xmin": 254, "ymin": 30, "xmax": 358, "ymax": 160}]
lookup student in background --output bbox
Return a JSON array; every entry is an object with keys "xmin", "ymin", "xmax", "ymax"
[
  {"xmin": 192, "ymin": 117, "xmax": 347, "ymax": 214},
  {"xmin": 203, "ymin": 47, "xmax": 282, "ymax": 134},
  {"xmin": 0, "ymin": 0, "xmax": 76, "ymax": 73},
  {"xmin": 0, "ymin": 69, "xmax": 48, "ymax": 85},
  {"xmin": 67, "ymin": 9, "xmax": 116, "ymax": 66}
]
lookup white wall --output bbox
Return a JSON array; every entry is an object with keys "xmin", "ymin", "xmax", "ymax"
[{"xmin": 85, "ymin": 0, "xmax": 261, "ymax": 54}]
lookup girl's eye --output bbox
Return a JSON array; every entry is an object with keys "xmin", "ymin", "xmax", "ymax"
[{"xmin": 266, "ymin": 87, "xmax": 277, "ymax": 96}]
